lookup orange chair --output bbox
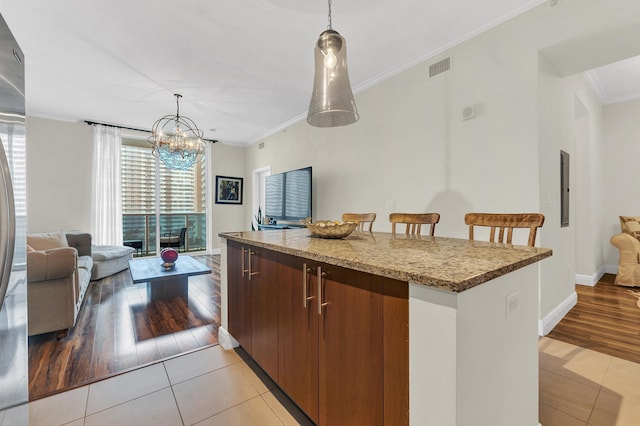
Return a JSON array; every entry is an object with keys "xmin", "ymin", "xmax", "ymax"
[
  {"xmin": 342, "ymin": 213, "xmax": 376, "ymax": 232},
  {"xmin": 389, "ymin": 213, "xmax": 440, "ymax": 236},
  {"xmin": 464, "ymin": 213, "xmax": 544, "ymax": 247}
]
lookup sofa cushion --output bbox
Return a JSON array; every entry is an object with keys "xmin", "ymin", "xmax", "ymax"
[
  {"xmin": 620, "ymin": 216, "xmax": 640, "ymax": 241},
  {"xmin": 92, "ymin": 245, "xmax": 135, "ymax": 261},
  {"xmin": 27, "ymin": 247, "xmax": 77, "ymax": 282},
  {"xmin": 27, "ymin": 231, "xmax": 69, "ymax": 251},
  {"xmin": 77, "ymin": 255, "xmax": 94, "ymax": 274},
  {"xmin": 66, "ymin": 232, "xmax": 92, "ymax": 257},
  {"xmin": 91, "ymin": 245, "xmax": 135, "ymax": 280}
]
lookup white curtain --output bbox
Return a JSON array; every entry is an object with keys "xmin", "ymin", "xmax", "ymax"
[{"xmin": 90, "ymin": 124, "xmax": 123, "ymax": 246}]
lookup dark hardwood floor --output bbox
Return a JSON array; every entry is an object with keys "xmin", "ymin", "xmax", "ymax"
[
  {"xmin": 28, "ymin": 254, "xmax": 221, "ymax": 401},
  {"xmin": 547, "ymin": 273, "xmax": 640, "ymax": 364}
]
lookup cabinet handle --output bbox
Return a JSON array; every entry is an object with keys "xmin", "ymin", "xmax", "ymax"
[
  {"xmin": 317, "ymin": 266, "xmax": 328, "ymax": 315},
  {"xmin": 248, "ymin": 250, "xmax": 259, "ymax": 280},
  {"xmin": 241, "ymin": 247, "xmax": 248, "ymax": 277},
  {"xmin": 302, "ymin": 263, "xmax": 313, "ymax": 308}
]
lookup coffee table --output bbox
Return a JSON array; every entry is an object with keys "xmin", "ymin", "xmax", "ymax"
[{"xmin": 128, "ymin": 256, "xmax": 212, "ymax": 301}]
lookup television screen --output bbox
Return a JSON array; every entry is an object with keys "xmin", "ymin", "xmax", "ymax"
[{"xmin": 265, "ymin": 166, "xmax": 312, "ymax": 222}]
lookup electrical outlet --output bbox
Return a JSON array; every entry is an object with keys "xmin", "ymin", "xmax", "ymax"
[{"xmin": 506, "ymin": 291, "xmax": 519, "ymax": 319}]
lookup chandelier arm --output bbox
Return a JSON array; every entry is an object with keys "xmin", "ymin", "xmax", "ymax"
[{"xmin": 327, "ymin": 0, "xmax": 332, "ymax": 30}]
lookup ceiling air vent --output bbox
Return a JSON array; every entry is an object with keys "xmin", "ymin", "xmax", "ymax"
[{"xmin": 429, "ymin": 57, "xmax": 451, "ymax": 78}]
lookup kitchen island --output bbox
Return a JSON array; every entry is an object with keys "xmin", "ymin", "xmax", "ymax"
[{"xmin": 219, "ymin": 228, "xmax": 552, "ymax": 425}]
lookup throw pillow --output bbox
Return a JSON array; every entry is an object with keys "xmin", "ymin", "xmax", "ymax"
[
  {"xmin": 619, "ymin": 216, "xmax": 640, "ymax": 241},
  {"xmin": 26, "ymin": 231, "xmax": 69, "ymax": 251}
]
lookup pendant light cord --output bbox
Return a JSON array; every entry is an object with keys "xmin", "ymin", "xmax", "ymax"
[
  {"xmin": 327, "ymin": 0, "xmax": 332, "ymax": 30},
  {"xmin": 174, "ymin": 94, "xmax": 182, "ymax": 120}
]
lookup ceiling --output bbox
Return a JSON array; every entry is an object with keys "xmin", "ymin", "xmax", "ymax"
[
  {"xmin": 584, "ymin": 54, "xmax": 640, "ymax": 105},
  {"xmin": 1, "ymin": 0, "xmax": 636, "ymax": 146}
]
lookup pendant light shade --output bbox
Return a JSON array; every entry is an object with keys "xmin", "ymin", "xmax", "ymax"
[{"xmin": 307, "ymin": 2, "xmax": 359, "ymax": 127}]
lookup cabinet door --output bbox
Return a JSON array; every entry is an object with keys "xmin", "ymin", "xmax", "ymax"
[
  {"xmin": 250, "ymin": 248, "xmax": 279, "ymax": 379},
  {"xmin": 227, "ymin": 241, "xmax": 252, "ymax": 354},
  {"xmin": 318, "ymin": 264, "xmax": 384, "ymax": 426},
  {"xmin": 278, "ymin": 254, "xmax": 319, "ymax": 423}
]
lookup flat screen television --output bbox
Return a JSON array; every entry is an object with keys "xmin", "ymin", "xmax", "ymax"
[{"xmin": 265, "ymin": 166, "xmax": 312, "ymax": 223}]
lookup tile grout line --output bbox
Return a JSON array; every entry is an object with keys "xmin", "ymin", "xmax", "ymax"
[
  {"xmin": 259, "ymin": 393, "xmax": 288, "ymax": 425},
  {"xmin": 585, "ymin": 353, "xmax": 614, "ymax": 424},
  {"xmin": 82, "ymin": 385, "xmax": 91, "ymax": 425},
  {"xmin": 163, "ymin": 360, "xmax": 187, "ymax": 426}
]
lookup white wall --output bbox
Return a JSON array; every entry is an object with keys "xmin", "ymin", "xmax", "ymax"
[
  {"xmin": 537, "ymin": 60, "xmax": 607, "ymax": 319},
  {"xmin": 602, "ymin": 99, "xmax": 640, "ymax": 268},
  {"xmin": 242, "ymin": 0, "xmax": 640, "ymax": 327},
  {"xmin": 26, "ymin": 117, "xmax": 93, "ymax": 233},
  {"xmin": 26, "ymin": 116, "xmax": 246, "ymax": 250},
  {"xmin": 210, "ymin": 142, "xmax": 247, "ymax": 250}
]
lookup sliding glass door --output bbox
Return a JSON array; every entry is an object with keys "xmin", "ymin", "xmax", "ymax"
[{"xmin": 121, "ymin": 138, "xmax": 207, "ymax": 255}]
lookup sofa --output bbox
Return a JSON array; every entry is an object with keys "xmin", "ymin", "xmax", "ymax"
[
  {"xmin": 91, "ymin": 245, "xmax": 135, "ymax": 280},
  {"xmin": 26, "ymin": 231, "xmax": 93, "ymax": 336},
  {"xmin": 610, "ymin": 216, "xmax": 640, "ymax": 287}
]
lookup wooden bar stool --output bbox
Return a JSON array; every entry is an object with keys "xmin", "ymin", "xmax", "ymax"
[
  {"xmin": 464, "ymin": 213, "xmax": 545, "ymax": 247},
  {"xmin": 389, "ymin": 213, "xmax": 440, "ymax": 236},
  {"xmin": 342, "ymin": 212, "xmax": 377, "ymax": 232}
]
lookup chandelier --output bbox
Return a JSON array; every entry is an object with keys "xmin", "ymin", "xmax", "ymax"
[
  {"xmin": 307, "ymin": 0, "xmax": 359, "ymax": 127},
  {"xmin": 148, "ymin": 94, "xmax": 205, "ymax": 170}
]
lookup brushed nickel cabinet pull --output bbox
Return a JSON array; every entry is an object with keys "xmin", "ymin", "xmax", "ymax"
[
  {"xmin": 303, "ymin": 263, "xmax": 308, "ymax": 307},
  {"xmin": 317, "ymin": 266, "xmax": 328, "ymax": 315},
  {"xmin": 248, "ymin": 250, "xmax": 260, "ymax": 280},
  {"xmin": 302, "ymin": 263, "xmax": 313, "ymax": 308},
  {"xmin": 241, "ymin": 247, "xmax": 247, "ymax": 277}
]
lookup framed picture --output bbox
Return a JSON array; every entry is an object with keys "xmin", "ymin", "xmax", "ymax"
[{"xmin": 215, "ymin": 175, "xmax": 243, "ymax": 204}]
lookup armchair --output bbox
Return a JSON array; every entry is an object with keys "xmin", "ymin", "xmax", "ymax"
[
  {"xmin": 160, "ymin": 227, "xmax": 187, "ymax": 252},
  {"xmin": 610, "ymin": 216, "xmax": 640, "ymax": 287},
  {"xmin": 27, "ymin": 231, "xmax": 93, "ymax": 336}
]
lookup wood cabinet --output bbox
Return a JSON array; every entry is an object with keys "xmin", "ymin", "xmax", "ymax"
[
  {"xmin": 227, "ymin": 240, "xmax": 252, "ymax": 353},
  {"xmin": 278, "ymin": 253, "xmax": 319, "ymax": 422},
  {"xmin": 226, "ymin": 240, "xmax": 278, "ymax": 379},
  {"xmin": 317, "ymin": 263, "xmax": 385, "ymax": 425},
  {"xmin": 228, "ymin": 242, "xmax": 408, "ymax": 425},
  {"xmin": 249, "ymin": 246, "xmax": 278, "ymax": 379}
]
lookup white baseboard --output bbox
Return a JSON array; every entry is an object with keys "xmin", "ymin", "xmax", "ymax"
[
  {"xmin": 539, "ymin": 291, "xmax": 577, "ymax": 336},
  {"xmin": 217, "ymin": 327, "xmax": 239, "ymax": 350},
  {"xmin": 575, "ymin": 266, "xmax": 605, "ymax": 287}
]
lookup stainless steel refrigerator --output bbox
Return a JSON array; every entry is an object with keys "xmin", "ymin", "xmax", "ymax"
[{"xmin": 0, "ymin": 12, "xmax": 28, "ymax": 426}]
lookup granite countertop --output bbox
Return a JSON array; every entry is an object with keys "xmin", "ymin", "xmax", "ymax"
[{"xmin": 219, "ymin": 228, "xmax": 552, "ymax": 293}]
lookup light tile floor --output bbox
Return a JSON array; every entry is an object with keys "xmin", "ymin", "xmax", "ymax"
[
  {"xmin": 539, "ymin": 336, "xmax": 640, "ymax": 426},
  {"xmin": 26, "ymin": 345, "xmax": 313, "ymax": 426},
  {"xmin": 20, "ymin": 338, "xmax": 640, "ymax": 425}
]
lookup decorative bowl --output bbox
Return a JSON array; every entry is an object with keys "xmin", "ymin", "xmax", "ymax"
[
  {"xmin": 306, "ymin": 220, "xmax": 358, "ymax": 239},
  {"xmin": 160, "ymin": 248, "xmax": 179, "ymax": 270}
]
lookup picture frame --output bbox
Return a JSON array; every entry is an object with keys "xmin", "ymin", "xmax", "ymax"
[{"xmin": 215, "ymin": 175, "xmax": 243, "ymax": 204}]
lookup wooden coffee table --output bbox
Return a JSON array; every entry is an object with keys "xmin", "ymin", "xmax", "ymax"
[{"xmin": 128, "ymin": 256, "xmax": 212, "ymax": 300}]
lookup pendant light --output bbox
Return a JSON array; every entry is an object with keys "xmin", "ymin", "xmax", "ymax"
[
  {"xmin": 307, "ymin": 0, "xmax": 359, "ymax": 127},
  {"xmin": 148, "ymin": 94, "xmax": 205, "ymax": 170}
]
